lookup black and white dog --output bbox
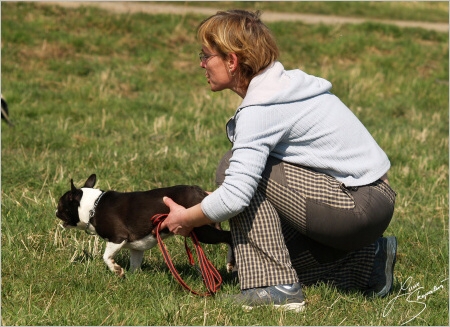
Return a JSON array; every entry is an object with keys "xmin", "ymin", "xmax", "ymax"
[{"xmin": 56, "ymin": 174, "xmax": 234, "ymax": 277}]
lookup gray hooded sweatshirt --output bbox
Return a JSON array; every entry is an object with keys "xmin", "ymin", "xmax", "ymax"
[{"xmin": 201, "ymin": 61, "xmax": 390, "ymax": 222}]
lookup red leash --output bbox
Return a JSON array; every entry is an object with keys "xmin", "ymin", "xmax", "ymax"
[{"xmin": 151, "ymin": 214, "xmax": 222, "ymax": 296}]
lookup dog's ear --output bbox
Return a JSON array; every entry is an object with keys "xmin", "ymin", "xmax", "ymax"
[
  {"xmin": 69, "ymin": 179, "xmax": 82, "ymax": 204},
  {"xmin": 83, "ymin": 174, "xmax": 97, "ymax": 188},
  {"xmin": 70, "ymin": 179, "xmax": 77, "ymax": 192}
]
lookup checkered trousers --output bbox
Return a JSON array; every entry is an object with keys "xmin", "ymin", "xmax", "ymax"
[{"xmin": 225, "ymin": 155, "xmax": 396, "ymax": 291}]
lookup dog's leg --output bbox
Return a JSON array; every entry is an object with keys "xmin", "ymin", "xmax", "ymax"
[
  {"xmin": 226, "ymin": 245, "xmax": 236, "ymax": 273},
  {"xmin": 129, "ymin": 249, "xmax": 144, "ymax": 273},
  {"xmin": 104, "ymin": 241, "xmax": 126, "ymax": 277}
]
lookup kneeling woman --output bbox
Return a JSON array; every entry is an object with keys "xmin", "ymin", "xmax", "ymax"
[{"xmin": 158, "ymin": 9, "xmax": 397, "ymax": 312}]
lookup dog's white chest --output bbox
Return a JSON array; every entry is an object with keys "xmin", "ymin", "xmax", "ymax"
[{"xmin": 78, "ymin": 188, "xmax": 103, "ymax": 227}]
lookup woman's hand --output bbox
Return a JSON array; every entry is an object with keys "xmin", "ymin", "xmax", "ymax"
[
  {"xmin": 152, "ymin": 195, "xmax": 215, "ymax": 237},
  {"xmin": 157, "ymin": 197, "xmax": 194, "ymax": 237}
]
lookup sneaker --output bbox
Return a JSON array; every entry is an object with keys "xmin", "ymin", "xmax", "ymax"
[
  {"xmin": 366, "ymin": 236, "xmax": 397, "ymax": 297},
  {"xmin": 231, "ymin": 282, "xmax": 306, "ymax": 312}
]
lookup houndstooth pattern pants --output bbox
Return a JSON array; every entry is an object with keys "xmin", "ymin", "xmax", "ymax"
[{"xmin": 216, "ymin": 151, "xmax": 396, "ymax": 291}]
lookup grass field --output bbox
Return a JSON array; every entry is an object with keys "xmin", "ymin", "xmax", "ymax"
[
  {"xmin": 1, "ymin": 1, "xmax": 448, "ymax": 326},
  {"xmin": 167, "ymin": 1, "xmax": 450, "ymax": 22}
]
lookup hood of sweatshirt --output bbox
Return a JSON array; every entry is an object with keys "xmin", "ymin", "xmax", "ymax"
[{"xmin": 238, "ymin": 61, "xmax": 333, "ymax": 110}]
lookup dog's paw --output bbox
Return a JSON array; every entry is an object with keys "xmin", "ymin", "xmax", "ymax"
[
  {"xmin": 115, "ymin": 266, "xmax": 125, "ymax": 278},
  {"xmin": 226, "ymin": 263, "xmax": 234, "ymax": 273},
  {"xmin": 110, "ymin": 259, "xmax": 125, "ymax": 277}
]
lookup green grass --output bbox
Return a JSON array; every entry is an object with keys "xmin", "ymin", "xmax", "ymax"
[
  {"xmin": 1, "ymin": 2, "xmax": 448, "ymax": 326},
  {"xmin": 165, "ymin": 1, "xmax": 449, "ymax": 23}
]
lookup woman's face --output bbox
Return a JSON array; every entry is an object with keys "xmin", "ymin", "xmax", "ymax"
[{"xmin": 199, "ymin": 47, "xmax": 233, "ymax": 92}]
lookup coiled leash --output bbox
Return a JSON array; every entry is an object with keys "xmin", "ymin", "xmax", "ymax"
[{"xmin": 151, "ymin": 213, "xmax": 223, "ymax": 296}]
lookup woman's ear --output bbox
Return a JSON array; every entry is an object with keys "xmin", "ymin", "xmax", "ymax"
[{"xmin": 227, "ymin": 53, "xmax": 239, "ymax": 74}]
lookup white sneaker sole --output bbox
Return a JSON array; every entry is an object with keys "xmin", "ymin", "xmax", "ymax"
[{"xmin": 242, "ymin": 301, "xmax": 306, "ymax": 313}]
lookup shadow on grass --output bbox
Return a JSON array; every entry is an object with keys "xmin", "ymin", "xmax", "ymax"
[
  {"xmin": 306, "ymin": 279, "xmax": 402, "ymax": 301},
  {"xmin": 140, "ymin": 261, "xmax": 238, "ymax": 284}
]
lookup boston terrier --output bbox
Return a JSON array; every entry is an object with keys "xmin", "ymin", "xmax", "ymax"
[{"xmin": 55, "ymin": 174, "xmax": 234, "ymax": 277}]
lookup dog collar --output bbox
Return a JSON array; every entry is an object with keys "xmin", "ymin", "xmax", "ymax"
[{"xmin": 86, "ymin": 191, "xmax": 106, "ymax": 234}]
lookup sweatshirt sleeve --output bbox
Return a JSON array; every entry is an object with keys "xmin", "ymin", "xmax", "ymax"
[{"xmin": 201, "ymin": 106, "xmax": 289, "ymax": 222}]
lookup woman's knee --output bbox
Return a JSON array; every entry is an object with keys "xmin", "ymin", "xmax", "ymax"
[{"xmin": 215, "ymin": 150, "xmax": 233, "ymax": 186}]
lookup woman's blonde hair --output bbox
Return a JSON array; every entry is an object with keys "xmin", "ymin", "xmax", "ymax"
[{"xmin": 197, "ymin": 10, "xmax": 279, "ymax": 88}]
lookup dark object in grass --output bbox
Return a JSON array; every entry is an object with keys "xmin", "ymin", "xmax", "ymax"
[{"xmin": 1, "ymin": 95, "xmax": 14, "ymax": 126}]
